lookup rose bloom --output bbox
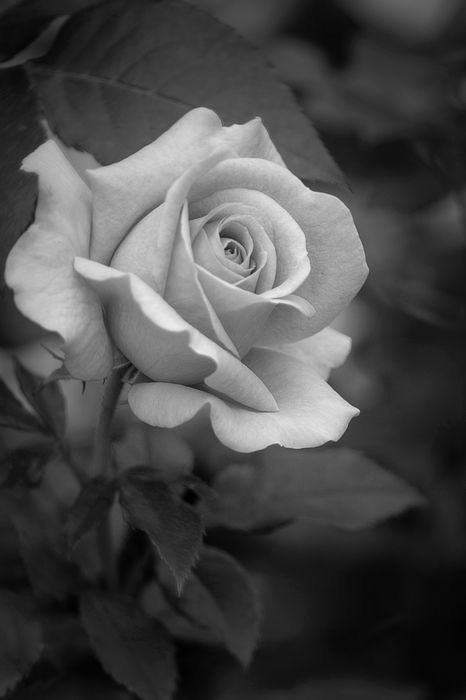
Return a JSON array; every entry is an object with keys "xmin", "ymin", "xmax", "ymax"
[{"xmin": 6, "ymin": 108, "xmax": 367, "ymax": 452}]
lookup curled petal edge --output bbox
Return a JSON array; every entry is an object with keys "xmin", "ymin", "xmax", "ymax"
[{"xmin": 128, "ymin": 347, "xmax": 358, "ymax": 453}]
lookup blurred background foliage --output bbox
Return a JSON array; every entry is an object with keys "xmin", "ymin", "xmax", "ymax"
[{"xmin": 1, "ymin": 0, "xmax": 465, "ymax": 698}]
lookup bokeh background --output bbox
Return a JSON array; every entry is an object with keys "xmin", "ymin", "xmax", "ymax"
[{"xmin": 1, "ymin": 1, "xmax": 465, "ymax": 699}]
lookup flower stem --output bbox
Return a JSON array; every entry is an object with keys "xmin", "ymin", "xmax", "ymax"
[
  {"xmin": 91, "ymin": 369, "xmax": 123, "ymax": 478},
  {"xmin": 91, "ymin": 369, "xmax": 124, "ymax": 589}
]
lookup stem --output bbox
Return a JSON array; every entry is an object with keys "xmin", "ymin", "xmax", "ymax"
[
  {"xmin": 91, "ymin": 369, "xmax": 124, "ymax": 589},
  {"xmin": 90, "ymin": 369, "xmax": 123, "ymax": 478}
]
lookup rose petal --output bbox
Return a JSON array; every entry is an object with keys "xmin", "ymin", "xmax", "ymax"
[
  {"xmin": 190, "ymin": 158, "xmax": 368, "ymax": 343},
  {"xmin": 74, "ymin": 258, "xmax": 278, "ymax": 412},
  {"xmin": 197, "ymin": 267, "xmax": 313, "ymax": 357},
  {"xmin": 128, "ymin": 347, "xmax": 358, "ymax": 453},
  {"xmin": 164, "ymin": 205, "xmax": 238, "ymax": 355},
  {"xmin": 87, "ymin": 110, "xmax": 285, "ymax": 265},
  {"xmin": 5, "ymin": 141, "xmax": 113, "ymax": 380},
  {"xmin": 190, "ymin": 202, "xmax": 278, "ymax": 293},
  {"xmin": 46, "ymin": 125, "xmax": 101, "ymax": 184},
  {"xmin": 111, "ymin": 148, "xmax": 238, "ymax": 354},
  {"xmin": 110, "ymin": 146, "xmax": 230, "ymax": 290},
  {"xmin": 206, "ymin": 220, "xmax": 254, "ymax": 274},
  {"xmin": 189, "ymin": 186, "xmax": 314, "ymax": 356},
  {"xmin": 267, "ymin": 327, "xmax": 352, "ymax": 380},
  {"xmin": 192, "ymin": 228, "xmax": 245, "ymax": 285},
  {"xmin": 220, "ymin": 117, "xmax": 286, "ymax": 167},
  {"xmin": 87, "ymin": 108, "xmax": 225, "ymax": 264},
  {"xmin": 191, "ymin": 188, "xmax": 310, "ymax": 297}
]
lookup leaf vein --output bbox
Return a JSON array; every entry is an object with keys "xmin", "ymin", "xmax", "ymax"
[{"xmin": 31, "ymin": 65, "xmax": 199, "ymax": 110}]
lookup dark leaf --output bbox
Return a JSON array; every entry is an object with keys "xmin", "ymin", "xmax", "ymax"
[
  {"xmin": 39, "ymin": 613, "xmax": 90, "ymax": 672},
  {"xmin": 27, "ymin": 0, "xmax": 344, "ymax": 188},
  {"xmin": 210, "ymin": 448, "xmax": 424, "ymax": 532},
  {"xmin": 14, "ymin": 359, "xmax": 66, "ymax": 438},
  {"xmin": 0, "ymin": 0, "xmax": 107, "ymax": 62},
  {"xmin": 80, "ymin": 591, "xmax": 176, "ymax": 700},
  {"xmin": 163, "ymin": 546, "xmax": 261, "ymax": 667},
  {"xmin": 0, "ymin": 67, "xmax": 46, "ymax": 281},
  {"xmin": 0, "ymin": 491, "xmax": 25, "ymax": 587},
  {"xmin": 0, "ymin": 379, "xmax": 43, "ymax": 433},
  {"xmin": 0, "ymin": 443, "xmax": 54, "ymax": 488},
  {"xmin": 13, "ymin": 512, "xmax": 80, "ymax": 601},
  {"xmin": 65, "ymin": 476, "xmax": 116, "ymax": 550},
  {"xmin": 119, "ymin": 467, "xmax": 203, "ymax": 591},
  {"xmin": 0, "ymin": 590, "xmax": 42, "ymax": 696}
]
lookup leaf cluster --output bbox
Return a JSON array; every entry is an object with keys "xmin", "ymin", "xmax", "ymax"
[{"xmin": 0, "ymin": 359, "xmax": 423, "ymax": 700}]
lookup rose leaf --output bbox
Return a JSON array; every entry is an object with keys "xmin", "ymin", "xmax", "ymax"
[
  {"xmin": 26, "ymin": 0, "xmax": 345, "ymax": 190},
  {"xmin": 14, "ymin": 359, "xmax": 67, "ymax": 439},
  {"xmin": 0, "ymin": 0, "xmax": 108, "ymax": 61},
  {"xmin": 119, "ymin": 467, "xmax": 204, "ymax": 592},
  {"xmin": 13, "ymin": 511, "xmax": 81, "ymax": 602},
  {"xmin": 0, "ymin": 67, "xmax": 47, "ymax": 282},
  {"xmin": 209, "ymin": 448, "xmax": 425, "ymax": 532},
  {"xmin": 163, "ymin": 546, "xmax": 261, "ymax": 668},
  {"xmin": 80, "ymin": 591, "xmax": 176, "ymax": 700},
  {"xmin": 0, "ymin": 590, "xmax": 43, "ymax": 696},
  {"xmin": 0, "ymin": 379, "xmax": 44, "ymax": 434},
  {"xmin": 65, "ymin": 476, "xmax": 117, "ymax": 550}
]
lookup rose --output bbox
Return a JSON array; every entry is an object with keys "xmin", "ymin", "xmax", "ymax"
[{"xmin": 6, "ymin": 108, "xmax": 367, "ymax": 452}]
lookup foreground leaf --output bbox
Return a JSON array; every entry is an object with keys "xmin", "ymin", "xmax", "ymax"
[
  {"xmin": 0, "ymin": 590, "xmax": 42, "ymax": 696},
  {"xmin": 119, "ymin": 468, "xmax": 203, "ymax": 591},
  {"xmin": 80, "ymin": 591, "xmax": 176, "ymax": 700},
  {"xmin": 27, "ymin": 0, "xmax": 343, "ymax": 188},
  {"xmin": 164, "ymin": 546, "xmax": 261, "ymax": 667},
  {"xmin": 0, "ymin": 379, "xmax": 43, "ymax": 433},
  {"xmin": 210, "ymin": 448, "xmax": 424, "ymax": 532},
  {"xmin": 13, "ymin": 512, "xmax": 79, "ymax": 601},
  {"xmin": 14, "ymin": 359, "xmax": 66, "ymax": 438},
  {"xmin": 65, "ymin": 476, "xmax": 116, "ymax": 550}
]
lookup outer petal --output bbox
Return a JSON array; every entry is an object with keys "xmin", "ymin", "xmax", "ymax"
[
  {"xmin": 190, "ymin": 158, "xmax": 368, "ymax": 343},
  {"xmin": 5, "ymin": 141, "xmax": 113, "ymax": 380},
  {"xmin": 87, "ymin": 108, "xmax": 223, "ymax": 264},
  {"xmin": 74, "ymin": 258, "xmax": 278, "ymax": 413},
  {"xmin": 87, "ymin": 109, "xmax": 285, "ymax": 265},
  {"xmin": 128, "ymin": 348, "xmax": 358, "ymax": 453},
  {"xmin": 220, "ymin": 117, "xmax": 286, "ymax": 167},
  {"xmin": 268, "ymin": 327, "xmax": 352, "ymax": 380}
]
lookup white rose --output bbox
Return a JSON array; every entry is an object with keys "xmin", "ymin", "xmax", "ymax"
[{"xmin": 6, "ymin": 108, "xmax": 368, "ymax": 452}]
